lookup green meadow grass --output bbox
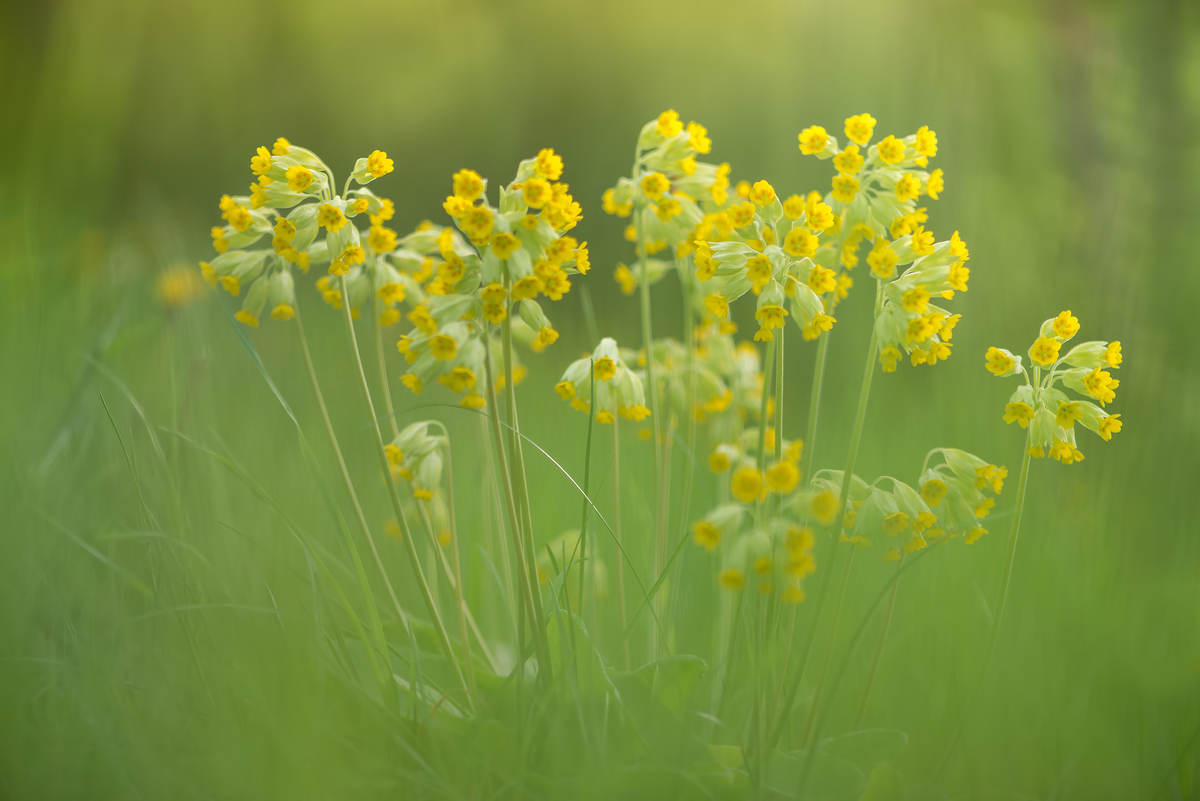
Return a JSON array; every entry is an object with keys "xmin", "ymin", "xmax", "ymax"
[{"xmin": 3, "ymin": 0, "xmax": 1199, "ymax": 798}]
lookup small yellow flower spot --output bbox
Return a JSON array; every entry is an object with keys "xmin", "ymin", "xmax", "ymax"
[
  {"xmin": 844, "ymin": 113, "xmax": 877, "ymax": 147},
  {"xmin": 234, "ymin": 310, "xmax": 259, "ymax": 328},
  {"xmin": 614, "ymin": 264, "xmax": 637, "ymax": 295},
  {"xmin": 704, "ymin": 294, "xmax": 729, "ymax": 319},
  {"xmin": 693, "ymin": 520, "xmax": 721, "ymax": 552},
  {"xmin": 251, "ymin": 146, "xmax": 272, "ymax": 176},
  {"xmin": 832, "ymin": 175, "xmax": 860, "ymax": 203},
  {"xmin": 317, "ymin": 204, "xmax": 347, "ymax": 234},
  {"xmin": 271, "ymin": 304, "xmax": 295, "ymax": 321},
  {"xmin": 728, "ymin": 202, "xmax": 756, "ymax": 229},
  {"xmin": 1003, "ymin": 401, "xmax": 1035, "ymax": 428},
  {"xmin": 921, "ymin": 478, "xmax": 948, "ymax": 506},
  {"xmin": 593, "ymin": 357, "xmax": 617, "ymax": 382},
  {"xmin": 833, "ymin": 145, "xmax": 864, "ymax": 175},
  {"xmin": 656, "ymin": 109, "xmax": 683, "ymax": 137},
  {"xmin": 708, "ymin": 451, "xmax": 731, "ymax": 473},
  {"xmin": 1029, "ymin": 337, "xmax": 1061, "ymax": 367},
  {"xmin": 686, "ymin": 121, "xmax": 711, "ymax": 153},
  {"xmin": 902, "ymin": 285, "xmax": 930, "ymax": 314},
  {"xmin": 867, "ymin": 240, "xmax": 898, "ymax": 279},
  {"xmin": 896, "ymin": 173, "xmax": 921, "ymax": 202},
  {"xmin": 1105, "ymin": 341, "xmax": 1122, "ymax": 369},
  {"xmin": 718, "ymin": 568, "xmax": 745, "ymax": 591},
  {"xmin": 555, "ymin": 381, "xmax": 575, "ymax": 401},
  {"xmin": 522, "ymin": 177, "xmax": 552, "ymax": 209},
  {"xmin": 784, "ymin": 227, "xmax": 817, "ymax": 259},
  {"xmin": 749, "ymin": 180, "xmax": 776, "ymax": 206},
  {"xmin": 286, "ymin": 165, "xmax": 314, "ymax": 193},
  {"xmin": 1056, "ymin": 401, "xmax": 1084, "ymax": 429},
  {"xmin": 272, "ymin": 138, "xmax": 291, "ymax": 156},
  {"xmin": 640, "ymin": 172, "xmax": 671, "ymax": 202},
  {"xmin": 798, "ymin": 125, "xmax": 829, "ymax": 155},
  {"xmin": 879, "ymin": 346, "xmax": 902, "ymax": 373},
  {"xmin": 811, "ymin": 490, "xmax": 839, "ymax": 525},
  {"xmin": 430, "ymin": 334, "xmax": 457, "ymax": 361},
  {"xmin": 766, "ymin": 461, "xmax": 800, "ymax": 494},
  {"xmin": 535, "ymin": 148, "xmax": 563, "ymax": 181},
  {"xmin": 401, "ymin": 374, "xmax": 423, "ymax": 395},
  {"xmin": 490, "ymin": 232, "xmax": 522, "ymax": 260},
  {"xmin": 914, "ymin": 126, "xmax": 938, "ymax": 158},
  {"xmin": 926, "ymin": 169, "xmax": 944, "ymax": 199},
  {"xmin": 1098, "ymin": 414, "xmax": 1122, "ymax": 441},
  {"xmin": 731, "ymin": 467, "xmax": 763, "ymax": 504},
  {"xmin": 985, "ymin": 347, "xmax": 1015, "ymax": 376},
  {"xmin": 1052, "ymin": 310, "xmax": 1080, "ymax": 339},
  {"xmin": 367, "ymin": 150, "xmax": 393, "ymax": 178}
]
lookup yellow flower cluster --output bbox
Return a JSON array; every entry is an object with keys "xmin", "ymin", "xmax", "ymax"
[
  {"xmin": 554, "ymin": 338, "xmax": 650, "ymax": 424},
  {"xmin": 986, "ymin": 311, "xmax": 1124, "ymax": 462}
]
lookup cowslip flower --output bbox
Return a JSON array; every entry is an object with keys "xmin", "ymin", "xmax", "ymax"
[{"xmin": 986, "ymin": 311, "xmax": 1124, "ymax": 461}]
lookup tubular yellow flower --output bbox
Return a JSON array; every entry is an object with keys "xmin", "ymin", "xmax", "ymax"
[
  {"xmin": 614, "ymin": 265, "xmax": 636, "ymax": 295},
  {"xmin": 833, "ymin": 145, "xmax": 864, "ymax": 175},
  {"xmin": 883, "ymin": 512, "xmax": 910, "ymax": 536},
  {"xmin": 766, "ymin": 461, "xmax": 800, "ymax": 494},
  {"xmin": 705, "ymin": 294, "xmax": 729, "ymax": 319},
  {"xmin": 896, "ymin": 173, "xmax": 921, "ymax": 202},
  {"xmin": 1056, "ymin": 401, "xmax": 1084, "ymax": 429},
  {"xmin": 1003, "ymin": 401, "xmax": 1035, "ymax": 427},
  {"xmin": 251, "ymin": 146, "xmax": 272, "ymax": 176},
  {"xmin": 522, "ymin": 177, "xmax": 552, "ymax": 209},
  {"xmin": 867, "ymin": 240, "xmax": 898, "ymax": 279},
  {"xmin": 749, "ymin": 180, "xmax": 776, "ymax": 206},
  {"xmin": 921, "ymin": 478, "xmax": 948, "ymax": 506},
  {"xmin": 910, "ymin": 225, "xmax": 936, "ymax": 256},
  {"xmin": 902, "ymin": 285, "xmax": 930, "ymax": 314},
  {"xmin": 844, "ymin": 114, "xmax": 877, "ymax": 147},
  {"xmin": 235, "ymin": 310, "xmax": 259, "ymax": 327},
  {"xmin": 718, "ymin": 568, "xmax": 745, "ymax": 591},
  {"xmin": 756, "ymin": 304, "xmax": 788, "ymax": 330},
  {"xmin": 811, "ymin": 490, "xmax": 838, "ymax": 525},
  {"xmin": 746, "ymin": 253, "xmax": 773, "ymax": 287},
  {"xmin": 460, "ymin": 205, "xmax": 494, "ymax": 241},
  {"xmin": 318, "ymin": 204, "xmax": 347, "ymax": 233},
  {"xmin": 1105, "ymin": 341, "xmax": 1122, "ymax": 368},
  {"xmin": 1098, "ymin": 414, "xmax": 1122, "ymax": 441},
  {"xmin": 693, "ymin": 520, "xmax": 721, "ymax": 552},
  {"xmin": 657, "ymin": 109, "xmax": 683, "ymax": 137},
  {"xmin": 271, "ymin": 304, "xmax": 295, "ymax": 321},
  {"xmin": 1049, "ymin": 439, "xmax": 1084, "ymax": 464},
  {"xmin": 686, "ymin": 121, "xmax": 711, "ymax": 153},
  {"xmin": 1052, "ymin": 310, "xmax": 1080, "ymax": 339},
  {"xmin": 926, "ymin": 169, "xmax": 944, "ymax": 199},
  {"xmin": 806, "ymin": 200, "xmax": 835, "ymax": 231},
  {"xmin": 1029, "ymin": 337, "xmax": 1061, "ymax": 366},
  {"xmin": 798, "ymin": 125, "xmax": 829, "ymax": 155},
  {"xmin": 286, "ymin": 165, "xmax": 314, "ymax": 193},
  {"xmin": 368, "ymin": 225, "xmax": 397, "ymax": 253},
  {"xmin": 708, "ymin": 451, "xmax": 731, "ymax": 472},
  {"xmin": 877, "ymin": 135, "xmax": 906, "ymax": 165},
  {"xmin": 593, "ymin": 356, "xmax": 616, "ymax": 382},
  {"xmin": 914, "ymin": 126, "xmax": 938, "ymax": 157},
  {"xmin": 367, "ymin": 150, "xmax": 393, "ymax": 178},
  {"xmin": 879, "ymin": 346, "xmax": 902, "ymax": 373},
  {"xmin": 535, "ymin": 148, "xmax": 563, "ymax": 181},
  {"xmin": 802, "ymin": 314, "xmax": 835, "ymax": 341},
  {"xmin": 272, "ymin": 138, "xmax": 291, "ymax": 156},
  {"xmin": 731, "ymin": 467, "xmax": 763, "ymax": 503},
  {"xmin": 401, "ymin": 374, "xmax": 422, "ymax": 395},
  {"xmin": 656, "ymin": 198, "xmax": 682, "ymax": 221},
  {"xmin": 783, "ymin": 195, "xmax": 805, "ymax": 220},
  {"xmin": 728, "ymin": 202, "xmax": 755, "ymax": 229},
  {"xmin": 808, "ymin": 265, "xmax": 837, "ymax": 295},
  {"xmin": 831, "ymin": 174, "xmax": 860, "ymax": 203},
  {"xmin": 640, "ymin": 172, "xmax": 670, "ymax": 202},
  {"xmin": 784, "ymin": 227, "xmax": 817, "ymax": 258}
]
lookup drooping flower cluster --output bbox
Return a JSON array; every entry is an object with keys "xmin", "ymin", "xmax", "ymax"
[
  {"xmin": 797, "ymin": 116, "xmax": 969, "ymax": 370},
  {"xmin": 200, "ymin": 138, "xmax": 397, "ymax": 327},
  {"xmin": 554, "ymin": 338, "xmax": 650, "ymax": 424},
  {"xmin": 394, "ymin": 152, "xmax": 587, "ymax": 404},
  {"xmin": 384, "ymin": 421, "xmax": 446, "ymax": 501},
  {"xmin": 986, "ymin": 311, "xmax": 1123, "ymax": 463}
]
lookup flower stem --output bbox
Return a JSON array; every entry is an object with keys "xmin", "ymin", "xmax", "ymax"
[
  {"xmin": 855, "ymin": 554, "xmax": 904, "ymax": 727},
  {"xmin": 482, "ymin": 332, "xmax": 551, "ymax": 681},
  {"xmin": 768, "ymin": 284, "xmax": 881, "ymax": 751},
  {"xmin": 756, "ymin": 340, "xmax": 777, "ymax": 472},
  {"xmin": 773, "ymin": 327, "xmax": 785, "ymax": 517},
  {"xmin": 336, "ymin": 276, "xmax": 471, "ymax": 707},
  {"xmin": 935, "ymin": 430, "xmax": 1033, "ymax": 777},
  {"xmin": 802, "ymin": 331, "xmax": 831, "ymax": 481},
  {"xmin": 612, "ymin": 416, "xmax": 629, "ymax": 670},
  {"xmin": 801, "ymin": 546, "xmax": 857, "ymax": 747}
]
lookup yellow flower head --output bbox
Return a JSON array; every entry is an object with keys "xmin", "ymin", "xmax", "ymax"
[
  {"xmin": 429, "ymin": 333, "xmax": 457, "ymax": 362},
  {"xmin": 910, "ymin": 225, "xmax": 936, "ymax": 256},
  {"xmin": 921, "ymin": 478, "xmax": 948, "ymax": 506},
  {"xmin": 914, "ymin": 126, "xmax": 938, "ymax": 158},
  {"xmin": 896, "ymin": 173, "xmax": 921, "ymax": 202},
  {"xmin": 1049, "ymin": 439, "xmax": 1084, "ymax": 464},
  {"xmin": 452, "ymin": 169, "xmax": 485, "ymax": 203},
  {"xmin": 614, "ymin": 264, "xmax": 637, "ymax": 295},
  {"xmin": 593, "ymin": 356, "xmax": 617, "ymax": 382},
  {"xmin": 808, "ymin": 265, "xmax": 837, "ymax": 295},
  {"xmin": 884, "ymin": 512, "xmax": 910, "ymax": 536},
  {"xmin": 832, "ymin": 175, "xmax": 860, "ymax": 204},
  {"xmin": 1003, "ymin": 401, "xmax": 1035, "ymax": 428},
  {"xmin": 657, "ymin": 109, "xmax": 683, "ymax": 137},
  {"xmin": 1052, "ymin": 310, "xmax": 1080, "ymax": 339},
  {"xmin": 902, "ymin": 285, "xmax": 930, "ymax": 314},
  {"xmin": 705, "ymin": 294, "xmax": 729, "ymax": 319},
  {"xmin": 805, "ymin": 200, "xmax": 835, "ymax": 231},
  {"xmin": 1105, "ymin": 341, "xmax": 1122, "ymax": 369},
  {"xmin": 844, "ymin": 113, "xmax": 877, "ymax": 147},
  {"xmin": 729, "ymin": 202, "xmax": 757, "ymax": 229},
  {"xmin": 708, "ymin": 450, "xmax": 731, "ymax": 473},
  {"xmin": 782, "ymin": 195, "xmax": 805, "ymax": 220},
  {"xmin": 318, "ymin": 203, "xmax": 347, "ymax": 234},
  {"xmin": 731, "ymin": 467, "xmax": 763, "ymax": 504},
  {"xmin": 640, "ymin": 172, "xmax": 670, "ymax": 202},
  {"xmin": 926, "ymin": 169, "xmax": 944, "ymax": 199},
  {"xmin": 798, "ymin": 125, "xmax": 829, "ymax": 155},
  {"xmin": 686, "ymin": 121, "xmax": 711, "ymax": 154},
  {"xmin": 522, "ymin": 177, "xmax": 552, "ymax": 209},
  {"xmin": 368, "ymin": 225, "xmax": 397, "ymax": 254},
  {"xmin": 286, "ymin": 165, "xmax": 314, "ymax": 193},
  {"xmin": 1055, "ymin": 401, "xmax": 1084, "ymax": 429},
  {"xmin": 745, "ymin": 253, "xmax": 773, "ymax": 287},
  {"xmin": 251, "ymin": 146, "xmax": 272, "ymax": 176},
  {"xmin": 783, "ymin": 227, "xmax": 817, "ymax": 259},
  {"xmin": 766, "ymin": 461, "xmax": 800, "ymax": 494},
  {"xmin": 877, "ymin": 135, "xmax": 906, "ymax": 165},
  {"xmin": 867, "ymin": 240, "xmax": 898, "ymax": 279},
  {"xmin": 749, "ymin": 180, "xmax": 776, "ymax": 206},
  {"xmin": 535, "ymin": 148, "xmax": 564, "ymax": 181},
  {"xmin": 833, "ymin": 145, "xmax": 864, "ymax": 175},
  {"xmin": 811, "ymin": 490, "xmax": 839, "ymax": 525},
  {"xmin": 1098, "ymin": 414, "xmax": 1122, "ymax": 441},
  {"xmin": 460, "ymin": 205, "xmax": 494, "ymax": 242},
  {"xmin": 718, "ymin": 568, "xmax": 745, "ymax": 591},
  {"xmin": 1029, "ymin": 337, "xmax": 1061, "ymax": 367},
  {"xmin": 693, "ymin": 520, "xmax": 721, "ymax": 552},
  {"xmin": 879, "ymin": 345, "xmax": 902, "ymax": 373},
  {"xmin": 756, "ymin": 304, "xmax": 788, "ymax": 331},
  {"xmin": 656, "ymin": 198, "xmax": 682, "ymax": 221},
  {"xmin": 367, "ymin": 150, "xmax": 394, "ymax": 178}
]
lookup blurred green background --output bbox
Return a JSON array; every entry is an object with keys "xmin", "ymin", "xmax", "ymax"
[{"xmin": 2, "ymin": 0, "xmax": 1199, "ymax": 798}]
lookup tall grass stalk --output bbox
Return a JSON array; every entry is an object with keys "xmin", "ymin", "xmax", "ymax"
[
  {"xmin": 768, "ymin": 282, "xmax": 882, "ymax": 751},
  {"xmin": 336, "ymin": 276, "xmax": 471, "ymax": 706},
  {"xmin": 611, "ymin": 417, "xmax": 629, "ymax": 669},
  {"xmin": 855, "ymin": 554, "xmax": 904, "ymax": 726}
]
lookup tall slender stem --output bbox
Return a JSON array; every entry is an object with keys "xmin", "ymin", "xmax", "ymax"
[
  {"xmin": 756, "ymin": 341, "xmax": 777, "ymax": 472},
  {"xmin": 801, "ymin": 546, "xmax": 857, "ymax": 747},
  {"xmin": 802, "ymin": 331, "xmax": 831, "ymax": 480},
  {"xmin": 768, "ymin": 282, "xmax": 882, "ymax": 752},
  {"xmin": 855, "ymin": 555, "xmax": 904, "ymax": 727},
  {"xmin": 612, "ymin": 416, "xmax": 629, "ymax": 670},
  {"xmin": 336, "ymin": 276, "xmax": 471, "ymax": 705},
  {"xmin": 293, "ymin": 308, "xmax": 411, "ymax": 640},
  {"xmin": 935, "ymin": 430, "xmax": 1034, "ymax": 777},
  {"xmin": 575, "ymin": 366, "xmax": 596, "ymax": 618},
  {"xmin": 482, "ymin": 335, "xmax": 551, "ymax": 680},
  {"xmin": 773, "ymin": 327, "xmax": 785, "ymax": 517}
]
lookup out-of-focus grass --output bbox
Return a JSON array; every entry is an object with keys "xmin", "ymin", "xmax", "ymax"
[{"xmin": 2, "ymin": 0, "xmax": 1199, "ymax": 798}]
